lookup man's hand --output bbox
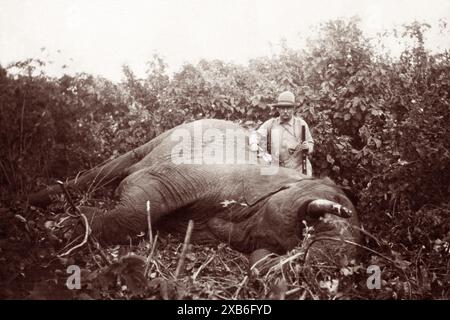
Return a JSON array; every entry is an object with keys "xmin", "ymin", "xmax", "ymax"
[
  {"xmin": 300, "ymin": 141, "xmax": 310, "ymax": 153},
  {"xmin": 261, "ymin": 152, "xmax": 272, "ymax": 163},
  {"xmin": 250, "ymin": 143, "xmax": 259, "ymax": 152}
]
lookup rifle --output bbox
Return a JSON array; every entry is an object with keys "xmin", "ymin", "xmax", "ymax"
[{"xmin": 301, "ymin": 125, "xmax": 307, "ymax": 175}]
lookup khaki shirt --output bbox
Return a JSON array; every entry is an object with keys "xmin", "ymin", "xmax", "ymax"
[{"xmin": 250, "ymin": 116, "xmax": 314, "ymax": 175}]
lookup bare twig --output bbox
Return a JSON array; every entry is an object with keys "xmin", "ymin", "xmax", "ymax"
[
  {"xmin": 56, "ymin": 180, "xmax": 111, "ymax": 264},
  {"xmin": 58, "ymin": 213, "xmax": 91, "ymax": 257},
  {"xmin": 145, "ymin": 258, "xmax": 165, "ymax": 280},
  {"xmin": 174, "ymin": 220, "xmax": 194, "ymax": 280},
  {"xmin": 249, "ymin": 252, "xmax": 278, "ymax": 272},
  {"xmin": 55, "ymin": 180, "xmax": 111, "ymax": 264},
  {"xmin": 192, "ymin": 254, "xmax": 215, "ymax": 282},
  {"xmin": 150, "ymin": 232, "xmax": 159, "ymax": 257},
  {"xmin": 87, "ymin": 242, "xmax": 103, "ymax": 269},
  {"xmin": 86, "ymin": 158, "xmax": 126, "ymax": 195},
  {"xmin": 55, "ymin": 216, "xmax": 72, "ymax": 227},
  {"xmin": 302, "ymin": 285, "xmax": 319, "ymax": 300},
  {"xmin": 56, "ymin": 233, "xmax": 83, "ymax": 255},
  {"xmin": 351, "ymin": 225, "xmax": 383, "ymax": 246},
  {"xmin": 145, "ymin": 232, "xmax": 159, "ymax": 276},
  {"xmin": 90, "ymin": 237, "xmax": 112, "ymax": 265},
  {"xmin": 233, "ymin": 275, "xmax": 248, "ymax": 299},
  {"xmin": 285, "ymin": 287, "xmax": 302, "ymax": 297},
  {"xmin": 304, "ymin": 236, "xmax": 402, "ymax": 269},
  {"xmin": 56, "ymin": 180, "xmax": 79, "ymax": 217},
  {"xmin": 264, "ymin": 252, "xmax": 303, "ymax": 280},
  {"xmin": 147, "ymin": 200, "xmax": 153, "ymax": 245},
  {"xmin": 218, "ymin": 255, "xmax": 232, "ymax": 272},
  {"xmin": 143, "ymin": 200, "xmax": 157, "ymax": 276}
]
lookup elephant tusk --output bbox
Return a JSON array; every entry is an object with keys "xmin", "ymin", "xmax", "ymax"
[{"xmin": 306, "ymin": 199, "xmax": 352, "ymax": 219}]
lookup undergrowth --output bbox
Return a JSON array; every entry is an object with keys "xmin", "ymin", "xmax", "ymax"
[{"xmin": 1, "ymin": 189, "xmax": 448, "ymax": 300}]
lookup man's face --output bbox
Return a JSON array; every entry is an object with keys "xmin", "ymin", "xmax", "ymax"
[{"xmin": 278, "ymin": 106, "xmax": 294, "ymax": 123}]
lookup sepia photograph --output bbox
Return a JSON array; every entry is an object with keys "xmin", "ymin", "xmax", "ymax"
[{"xmin": 0, "ymin": 0, "xmax": 449, "ymax": 302}]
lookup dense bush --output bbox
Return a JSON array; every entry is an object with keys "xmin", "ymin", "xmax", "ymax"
[{"xmin": 1, "ymin": 18, "xmax": 449, "ymax": 299}]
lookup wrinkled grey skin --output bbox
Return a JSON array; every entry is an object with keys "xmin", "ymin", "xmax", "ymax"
[{"xmin": 30, "ymin": 119, "xmax": 360, "ymax": 264}]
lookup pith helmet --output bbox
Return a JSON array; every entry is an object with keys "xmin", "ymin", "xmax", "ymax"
[{"xmin": 273, "ymin": 91, "xmax": 296, "ymax": 107}]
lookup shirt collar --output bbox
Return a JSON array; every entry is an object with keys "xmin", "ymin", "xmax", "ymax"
[{"xmin": 276, "ymin": 116, "xmax": 295, "ymax": 127}]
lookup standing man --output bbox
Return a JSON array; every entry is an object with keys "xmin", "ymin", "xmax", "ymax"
[{"xmin": 249, "ymin": 91, "xmax": 314, "ymax": 176}]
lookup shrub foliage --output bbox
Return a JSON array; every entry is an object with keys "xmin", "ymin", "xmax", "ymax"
[{"xmin": 0, "ymin": 19, "xmax": 449, "ymax": 299}]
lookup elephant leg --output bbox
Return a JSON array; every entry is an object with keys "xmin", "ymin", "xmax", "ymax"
[
  {"xmin": 89, "ymin": 206, "xmax": 147, "ymax": 245},
  {"xmin": 207, "ymin": 217, "xmax": 246, "ymax": 250},
  {"xmin": 73, "ymin": 180, "xmax": 172, "ymax": 245},
  {"xmin": 207, "ymin": 216, "xmax": 290, "ymax": 254}
]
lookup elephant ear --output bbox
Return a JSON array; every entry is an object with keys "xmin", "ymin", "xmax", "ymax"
[{"xmin": 241, "ymin": 167, "xmax": 305, "ymax": 206}]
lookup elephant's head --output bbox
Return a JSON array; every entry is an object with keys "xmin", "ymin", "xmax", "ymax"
[{"xmin": 238, "ymin": 173, "xmax": 360, "ymax": 265}]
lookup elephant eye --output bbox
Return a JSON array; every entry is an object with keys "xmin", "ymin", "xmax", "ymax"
[{"xmin": 288, "ymin": 148, "xmax": 295, "ymax": 155}]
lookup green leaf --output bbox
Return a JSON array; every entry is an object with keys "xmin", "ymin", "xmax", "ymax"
[
  {"xmin": 326, "ymin": 154, "xmax": 335, "ymax": 164},
  {"xmin": 373, "ymin": 138, "xmax": 382, "ymax": 148},
  {"xmin": 352, "ymin": 97, "xmax": 361, "ymax": 107},
  {"xmin": 371, "ymin": 109, "xmax": 380, "ymax": 116},
  {"xmin": 333, "ymin": 112, "xmax": 343, "ymax": 119}
]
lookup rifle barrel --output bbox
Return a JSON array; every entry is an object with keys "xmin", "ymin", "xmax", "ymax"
[{"xmin": 301, "ymin": 125, "xmax": 307, "ymax": 174}]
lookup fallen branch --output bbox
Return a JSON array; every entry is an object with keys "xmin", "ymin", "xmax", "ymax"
[
  {"xmin": 304, "ymin": 236, "xmax": 402, "ymax": 269},
  {"xmin": 249, "ymin": 252, "xmax": 278, "ymax": 273},
  {"xmin": 174, "ymin": 220, "xmax": 194, "ymax": 280},
  {"xmin": 233, "ymin": 275, "xmax": 248, "ymax": 299},
  {"xmin": 264, "ymin": 252, "xmax": 303, "ymax": 280},
  {"xmin": 147, "ymin": 200, "xmax": 153, "ymax": 245},
  {"xmin": 58, "ymin": 212, "xmax": 91, "ymax": 257},
  {"xmin": 145, "ymin": 232, "xmax": 159, "ymax": 276},
  {"xmin": 56, "ymin": 180, "xmax": 110, "ymax": 264},
  {"xmin": 57, "ymin": 234, "xmax": 83, "ymax": 256},
  {"xmin": 56, "ymin": 180, "xmax": 79, "ymax": 217},
  {"xmin": 192, "ymin": 254, "xmax": 215, "ymax": 282},
  {"xmin": 149, "ymin": 232, "xmax": 159, "ymax": 258},
  {"xmin": 285, "ymin": 287, "xmax": 302, "ymax": 297}
]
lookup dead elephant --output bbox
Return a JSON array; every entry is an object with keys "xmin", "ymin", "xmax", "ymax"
[{"xmin": 29, "ymin": 119, "xmax": 360, "ymax": 265}]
